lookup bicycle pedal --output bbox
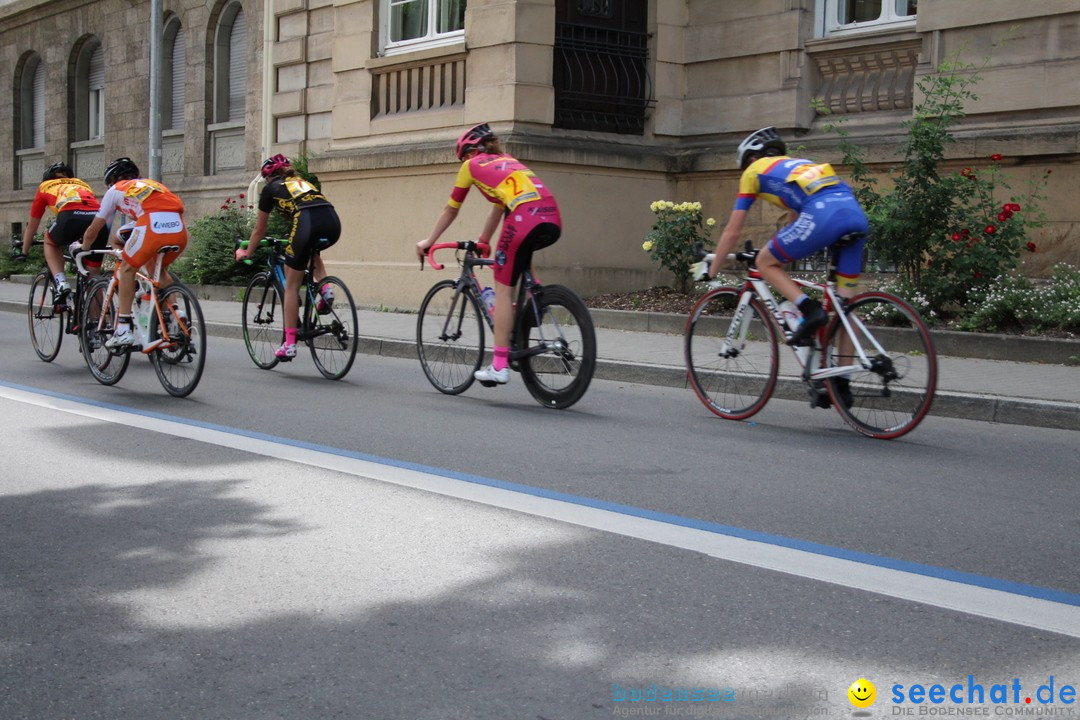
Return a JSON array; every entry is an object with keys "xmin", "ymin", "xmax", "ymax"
[
  {"xmin": 277, "ymin": 355, "xmax": 294, "ymax": 363},
  {"xmin": 477, "ymin": 379, "xmax": 498, "ymax": 388}
]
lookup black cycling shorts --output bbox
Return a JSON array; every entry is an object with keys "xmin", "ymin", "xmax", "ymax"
[
  {"xmin": 48, "ymin": 210, "xmax": 109, "ymax": 266},
  {"xmin": 284, "ymin": 205, "xmax": 341, "ymax": 271}
]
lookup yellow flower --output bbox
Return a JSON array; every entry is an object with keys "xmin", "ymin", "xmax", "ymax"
[
  {"xmin": 649, "ymin": 201, "xmax": 660, "ymax": 212},
  {"xmin": 664, "ymin": 201, "xmax": 675, "ymax": 210},
  {"xmin": 706, "ymin": 217, "xmax": 716, "ymax": 227},
  {"xmin": 642, "ymin": 240, "xmax": 654, "ymax": 251},
  {"xmin": 692, "ymin": 202, "xmax": 702, "ymax": 211}
]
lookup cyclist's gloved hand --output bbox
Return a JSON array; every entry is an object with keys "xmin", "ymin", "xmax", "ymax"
[
  {"xmin": 235, "ymin": 248, "xmax": 251, "ymax": 264},
  {"xmin": 691, "ymin": 260, "xmax": 712, "ymax": 282},
  {"xmin": 69, "ymin": 241, "xmax": 83, "ymax": 258},
  {"xmin": 11, "ymin": 247, "xmax": 27, "ymax": 263}
]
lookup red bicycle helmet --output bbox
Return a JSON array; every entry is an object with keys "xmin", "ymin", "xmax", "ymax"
[
  {"xmin": 261, "ymin": 153, "xmax": 290, "ymax": 178},
  {"xmin": 455, "ymin": 123, "xmax": 494, "ymax": 161}
]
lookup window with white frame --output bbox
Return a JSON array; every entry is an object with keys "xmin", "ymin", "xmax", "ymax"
[
  {"xmin": 383, "ymin": 0, "xmax": 465, "ymax": 55},
  {"xmin": 819, "ymin": 0, "xmax": 917, "ymax": 36}
]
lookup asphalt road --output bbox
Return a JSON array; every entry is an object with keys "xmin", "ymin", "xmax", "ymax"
[{"xmin": 1, "ymin": 311, "xmax": 1078, "ymax": 719}]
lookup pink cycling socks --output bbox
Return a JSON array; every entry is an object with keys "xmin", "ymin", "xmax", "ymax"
[
  {"xmin": 493, "ymin": 346, "xmax": 509, "ymax": 372},
  {"xmin": 284, "ymin": 327, "xmax": 297, "ymax": 346}
]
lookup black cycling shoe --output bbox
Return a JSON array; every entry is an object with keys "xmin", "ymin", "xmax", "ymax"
[{"xmin": 787, "ymin": 299, "xmax": 827, "ymax": 346}]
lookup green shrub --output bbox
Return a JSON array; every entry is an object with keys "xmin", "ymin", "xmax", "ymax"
[
  {"xmin": 642, "ymin": 200, "xmax": 716, "ymax": 294},
  {"xmin": 1, "ymin": 233, "xmax": 45, "ymax": 278},
  {"xmin": 173, "ymin": 153, "xmax": 322, "ymax": 285},
  {"xmin": 953, "ymin": 264, "xmax": 1080, "ymax": 335}
]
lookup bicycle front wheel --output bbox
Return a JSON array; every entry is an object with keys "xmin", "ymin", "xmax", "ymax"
[
  {"xmin": 822, "ymin": 291, "xmax": 937, "ymax": 439},
  {"xmin": 684, "ymin": 287, "xmax": 780, "ymax": 420},
  {"xmin": 242, "ymin": 272, "xmax": 282, "ymax": 370},
  {"xmin": 417, "ymin": 280, "xmax": 484, "ymax": 395},
  {"xmin": 80, "ymin": 277, "xmax": 129, "ymax": 386},
  {"xmin": 515, "ymin": 284, "xmax": 596, "ymax": 409},
  {"xmin": 27, "ymin": 270, "xmax": 64, "ymax": 362},
  {"xmin": 150, "ymin": 284, "xmax": 207, "ymax": 398},
  {"xmin": 303, "ymin": 276, "xmax": 358, "ymax": 380}
]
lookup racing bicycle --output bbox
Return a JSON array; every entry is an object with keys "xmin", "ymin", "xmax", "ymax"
[
  {"xmin": 239, "ymin": 237, "xmax": 358, "ymax": 380},
  {"xmin": 14, "ymin": 237, "xmax": 112, "ymax": 362},
  {"xmin": 79, "ymin": 246, "xmax": 207, "ymax": 398},
  {"xmin": 418, "ymin": 241, "xmax": 596, "ymax": 409},
  {"xmin": 684, "ymin": 238, "xmax": 937, "ymax": 439}
]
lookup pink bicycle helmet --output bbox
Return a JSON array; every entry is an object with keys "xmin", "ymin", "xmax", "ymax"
[
  {"xmin": 260, "ymin": 153, "xmax": 290, "ymax": 178},
  {"xmin": 455, "ymin": 123, "xmax": 494, "ymax": 161}
]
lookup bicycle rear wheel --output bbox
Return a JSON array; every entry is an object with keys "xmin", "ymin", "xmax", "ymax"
[
  {"xmin": 27, "ymin": 270, "xmax": 64, "ymax": 362},
  {"xmin": 417, "ymin": 280, "xmax": 484, "ymax": 394},
  {"xmin": 150, "ymin": 284, "xmax": 206, "ymax": 397},
  {"xmin": 515, "ymin": 284, "xmax": 596, "ymax": 409},
  {"xmin": 242, "ymin": 272, "xmax": 282, "ymax": 370},
  {"xmin": 305, "ymin": 276, "xmax": 358, "ymax": 380},
  {"xmin": 684, "ymin": 287, "xmax": 780, "ymax": 420},
  {"xmin": 822, "ymin": 291, "xmax": 937, "ymax": 439},
  {"xmin": 80, "ymin": 277, "xmax": 129, "ymax": 385}
]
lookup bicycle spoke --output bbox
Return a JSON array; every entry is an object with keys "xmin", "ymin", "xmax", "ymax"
[{"xmin": 307, "ymin": 276, "xmax": 358, "ymax": 380}]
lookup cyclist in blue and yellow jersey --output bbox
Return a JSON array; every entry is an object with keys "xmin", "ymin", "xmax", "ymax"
[
  {"xmin": 704, "ymin": 127, "xmax": 869, "ymax": 344},
  {"xmin": 15, "ymin": 161, "xmax": 110, "ymax": 298},
  {"xmin": 235, "ymin": 154, "xmax": 341, "ymax": 360}
]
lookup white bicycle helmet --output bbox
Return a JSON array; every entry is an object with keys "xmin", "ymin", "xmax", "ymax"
[{"xmin": 736, "ymin": 127, "xmax": 787, "ymax": 170}]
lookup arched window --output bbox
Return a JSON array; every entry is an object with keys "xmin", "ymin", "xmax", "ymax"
[
  {"xmin": 214, "ymin": 2, "xmax": 247, "ymax": 123},
  {"xmin": 72, "ymin": 38, "xmax": 105, "ymax": 141},
  {"xmin": 17, "ymin": 53, "xmax": 45, "ymax": 150},
  {"xmin": 163, "ymin": 17, "xmax": 186, "ymax": 130},
  {"xmin": 88, "ymin": 45, "xmax": 105, "ymax": 138}
]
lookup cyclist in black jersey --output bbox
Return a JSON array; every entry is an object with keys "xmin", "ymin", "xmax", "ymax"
[{"xmin": 236, "ymin": 155, "xmax": 341, "ymax": 359}]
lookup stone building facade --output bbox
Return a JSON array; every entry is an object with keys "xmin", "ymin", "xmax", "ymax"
[{"xmin": 1, "ymin": 0, "xmax": 1077, "ymax": 309}]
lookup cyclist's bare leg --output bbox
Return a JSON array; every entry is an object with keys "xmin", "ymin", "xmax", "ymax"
[
  {"xmin": 43, "ymin": 234, "xmax": 68, "ymax": 279},
  {"xmin": 283, "ymin": 265, "xmax": 303, "ymax": 330},
  {"xmin": 311, "ymin": 253, "xmax": 328, "ymax": 284},
  {"xmin": 115, "ymin": 262, "xmax": 137, "ymax": 318},
  {"xmin": 756, "ymin": 246, "xmax": 802, "ymax": 303},
  {"xmin": 493, "ymin": 281, "xmax": 514, "ymax": 348}
]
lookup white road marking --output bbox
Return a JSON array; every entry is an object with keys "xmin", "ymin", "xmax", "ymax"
[{"xmin": 4, "ymin": 382, "xmax": 1080, "ymax": 639}]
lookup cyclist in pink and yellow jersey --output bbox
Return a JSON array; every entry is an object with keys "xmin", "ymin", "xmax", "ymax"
[
  {"xmin": 705, "ymin": 127, "xmax": 869, "ymax": 345},
  {"xmin": 416, "ymin": 123, "xmax": 562, "ymax": 385},
  {"xmin": 16, "ymin": 161, "xmax": 110, "ymax": 298},
  {"xmin": 71, "ymin": 157, "xmax": 188, "ymax": 349}
]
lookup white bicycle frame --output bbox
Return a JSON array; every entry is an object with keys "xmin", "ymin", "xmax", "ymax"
[
  {"xmin": 702, "ymin": 252, "xmax": 890, "ymax": 382},
  {"xmin": 81, "ymin": 246, "xmax": 180, "ymax": 354}
]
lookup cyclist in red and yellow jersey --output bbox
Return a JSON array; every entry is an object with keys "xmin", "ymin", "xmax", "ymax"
[
  {"xmin": 71, "ymin": 157, "xmax": 188, "ymax": 349},
  {"xmin": 415, "ymin": 123, "xmax": 562, "ymax": 385},
  {"xmin": 705, "ymin": 127, "xmax": 869, "ymax": 344},
  {"xmin": 16, "ymin": 161, "xmax": 110, "ymax": 298}
]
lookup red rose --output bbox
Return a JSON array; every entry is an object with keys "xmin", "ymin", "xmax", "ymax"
[
  {"xmin": 985, "ymin": 225, "xmax": 996, "ymax": 234},
  {"xmin": 951, "ymin": 233, "xmax": 962, "ymax": 241},
  {"xmin": 991, "ymin": 153, "xmax": 1003, "ymax": 161},
  {"xmin": 961, "ymin": 168, "xmax": 972, "ymax": 177},
  {"xmin": 1007, "ymin": 203, "xmax": 1021, "ymax": 212},
  {"xmin": 997, "ymin": 212, "xmax": 1009, "ymax": 222},
  {"xmin": 1026, "ymin": 242, "xmax": 1037, "ymax": 252},
  {"xmin": 221, "ymin": 205, "xmax": 228, "ymax": 209},
  {"xmin": 239, "ymin": 193, "xmax": 245, "ymax": 199},
  {"xmin": 961, "ymin": 228, "xmax": 971, "ymax": 236}
]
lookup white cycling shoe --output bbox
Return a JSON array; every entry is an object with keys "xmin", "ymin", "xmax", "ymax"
[{"xmin": 474, "ymin": 364, "xmax": 509, "ymax": 385}]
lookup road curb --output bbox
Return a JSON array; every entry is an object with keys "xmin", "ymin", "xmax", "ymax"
[{"xmin": 2, "ymin": 298, "xmax": 1076, "ymax": 432}]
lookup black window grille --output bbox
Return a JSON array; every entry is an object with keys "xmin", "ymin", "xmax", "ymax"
[{"xmin": 553, "ymin": 0, "xmax": 652, "ymax": 135}]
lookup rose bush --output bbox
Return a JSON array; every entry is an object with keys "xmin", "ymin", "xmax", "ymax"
[{"xmin": 642, "ymin": 200, "xmax": 716, "ymax": 294}]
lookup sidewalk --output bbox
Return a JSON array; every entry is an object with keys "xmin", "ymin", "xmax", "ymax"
[{"xmin": 1, "ymin": 277, "xmax": 1077, "ymax": 431}]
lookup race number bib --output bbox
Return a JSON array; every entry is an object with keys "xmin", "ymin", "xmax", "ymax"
[{"xmin": 787, "ymin": 163, "xmax": 840, "ymax": 195}]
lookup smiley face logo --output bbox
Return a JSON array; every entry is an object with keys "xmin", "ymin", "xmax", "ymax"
[{"xmin": 848, "ymin": 678, "xmax": 876, "ymax": 708}]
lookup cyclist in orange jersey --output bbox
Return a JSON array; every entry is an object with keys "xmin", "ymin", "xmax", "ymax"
[
  {"xmin": 15, "ymin": 161, "xmax": 110, "ymax": 298},
  {"xmin": 70, "ymin": 157, "xmax": 188, "ymax": 349}
]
